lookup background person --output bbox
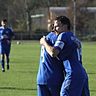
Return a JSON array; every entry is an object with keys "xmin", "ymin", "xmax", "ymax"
[{"xmin": 0, "ymin": 19, "xmax": 14, "ymax": 72}]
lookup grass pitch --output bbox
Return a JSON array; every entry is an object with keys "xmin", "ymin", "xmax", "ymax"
[{"xmin": 0, "ymin": 41, "xmax": 96, "ymax": 96}]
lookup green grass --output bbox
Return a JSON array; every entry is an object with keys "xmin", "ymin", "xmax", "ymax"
[
  {"xmin": 82, "ymin": 42, "xmax": 96, "ymax": 96},
  {"xmin": 0, "ymin": 41, "xmax": 96, "ymax": 96}
]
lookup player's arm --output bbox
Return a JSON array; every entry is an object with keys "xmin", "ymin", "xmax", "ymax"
[
  {"xmin": 1, "ymin": 34, "xmax": 8, "ymax": 39},
  {"xmin": 40, "ymin": 36, "xmax": 63, "ymax": 57},
  {"xmin": 10, "ymin": 28, "xmax": 15, "ymax": 40}
]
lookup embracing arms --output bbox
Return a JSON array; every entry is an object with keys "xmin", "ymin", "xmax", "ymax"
[{"xmin": 40, "ymin": 37, "xmax": 59, "ymax": 57}]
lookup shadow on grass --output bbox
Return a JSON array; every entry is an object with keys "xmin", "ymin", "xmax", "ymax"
[
  {"xmin": 12, "ymin": 70, "xmax": 38, "ymax": 74},
  {"xmin": 0, "ymin": 86, "xmax": 36, "ymax": 91},
  {"xmin": 88, "ymin": 72, "xmax": 96, "ymax": 75},
  {"xmin": 90, "ymin": 89, "xmax": 96, "ymax": 92}
]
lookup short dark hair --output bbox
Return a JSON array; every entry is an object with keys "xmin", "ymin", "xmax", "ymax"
[
  {"xmin": 55, "ymin": 16, "xmax": 71, "ymax": 30},
  {"xmin": 2, "ymin": 19, "xmax": 7, "ymax": 23}
]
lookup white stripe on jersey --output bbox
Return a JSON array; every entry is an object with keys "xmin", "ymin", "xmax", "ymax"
[{"xmin": 54, "ymin": 40, "xmax": 65, "ymax": 50}]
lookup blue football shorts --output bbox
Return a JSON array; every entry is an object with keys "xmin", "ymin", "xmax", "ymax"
[
  {"xmin": 1, "ymin": 44, "xmax": 11, "ymax": 55},
  {"xmin": 37, "ymin": 84, "xmax": 61, "ymax": 96},
  {"xmin": 60, "ymin": 78, "xmax": 90, "ymax": 96}
]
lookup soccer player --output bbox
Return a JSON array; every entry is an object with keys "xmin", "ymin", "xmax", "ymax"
[
  {"xmin": 37, "ymin": 30, "xmax": 64, "ymax": 96},
  {"xmin": 40, "ymin": 16, "xmax": 90, "ymax": 96},
  {"xmin": 0, "ymin": 19, "xmax": 14, "ymax": 72}
]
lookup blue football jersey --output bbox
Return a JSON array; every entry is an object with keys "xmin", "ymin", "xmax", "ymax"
[
  {"xmin": 2, "ymin": 27, "xmax": 14, "ymax": 41},
  {"xmin": 0, "ymin": 26, "xmax": 4, "ymax": 53},
  {"xmin": 54, "ymin": 32, "xmax": 87, "ymax": 79},
  {"xmin": 0, "ymin": 26, "xmax": 14, "ymax": 54},
  {"xmin": 37, "ymin": 32, "xmax": 64, "ymax": 86},
  {"xmin": 0, "ymin": 26, "xmax": 4, "ymax": 40}
]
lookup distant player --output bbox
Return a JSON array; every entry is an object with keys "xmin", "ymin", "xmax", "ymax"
[
  {"xmin": 40, "ymin": 16, "xmax": 90, "ymax": 96},
  {"xmin": 0, "ymin": 19, "xmax": 14, "ymax": 72},
  {"xmin": 37, "ymin": 31, "xmax": 64, "ymax": 96}
]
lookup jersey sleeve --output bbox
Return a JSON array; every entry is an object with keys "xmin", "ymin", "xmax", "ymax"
[
  {"xmin": 46, "ymin": 32, "xmax": 57, "ymax": 46},
  {"xmin": 54, "ymin": 32, "xmax": 67, "ymax": 51}
]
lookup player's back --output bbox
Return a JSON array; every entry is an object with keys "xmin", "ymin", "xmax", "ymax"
[
  {"xmin": 55, "ymin": 32, "xmax": 87, "ymax": 79},
  {"xmin": 37, "ymin": 32, "xmax": 64, "ymax": 86}
]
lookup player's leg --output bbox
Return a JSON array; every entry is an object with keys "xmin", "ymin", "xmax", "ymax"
[
  {"xmin": 82, "ymin": 78, "xmax": 90, "ymax": 96},
  {"xmin": 5, "ymin": 45, "xmax": 10, "ymax": 70},
  {"xmin": 37, "ymin": 85, "xmax": 51, "ymax": 96},
  {"xmin": 1, "ymin": 54, "xmax": 5, "ymax": 72},
  {"xmin": 6, "ymin": 53, "xmax": 10, "ymax": 70},
  {"xmin": 48, "ymin": 85, "xmax": 61, "ymax": 96},
  {"xmin": 60, "ymin": 79, "xmax": 71, "ymax": 96},
  {"xmin": 60, "ymin": 78, "xmax": 85, "ymax": 96}
]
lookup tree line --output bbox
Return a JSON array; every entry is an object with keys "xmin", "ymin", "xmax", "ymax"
[{"xmin": 0, "ymin": 0, "xmax": 96, "ymax": 40}]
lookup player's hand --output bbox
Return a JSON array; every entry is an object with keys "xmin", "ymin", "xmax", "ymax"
[
  {"xmin": 40, "ymin": 36, "xmax": 46, "ymax": 46},
  {"xmin": 7, "ymin": 40, "xmax": 11, "ymax": 44},
  {"xmin": 3, "ymin": 35, "xmax": 8, "ymax": 39},
  {"xmin": 1, "ymin": 35, "xmax": 8, "ymax": 39}
]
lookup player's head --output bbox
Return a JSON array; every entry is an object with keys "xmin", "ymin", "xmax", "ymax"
[
  {"xmin": 1, "ymin": 19, "xmax": 8, "ymax": 27},
  {"xmin": 53, "ymin": 16, "xmax": 71, "ymax": 33}
]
